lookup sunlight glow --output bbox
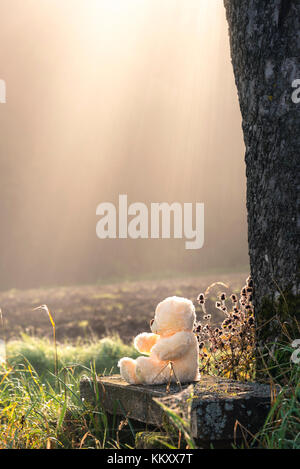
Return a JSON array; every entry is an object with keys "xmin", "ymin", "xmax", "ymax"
[{"xmin": 0, "ymin": 0, "xmax": 246, "ymax": 288}]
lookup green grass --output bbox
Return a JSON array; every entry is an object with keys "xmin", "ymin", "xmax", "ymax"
[
  {"xmin": 6, "ymin": 334, "xmax": 139, "ymax": 384},
  {"xmin": 253, "ymin": 342, "xmax": 300, "ymax": 449},
  {"xmin": 0, "ymin": 335, "xmax": 141, "ymax": 449},
  {"xmin": 0, "ymin": 361, "xmax": 121, "ymax": 449},
  {"xmin": 0, "ymin": 334, "xmax": 190, "ymax": 449},
  {"xmin": 1, "ymin": 327, "xmax": 299, "ymax": 449}
]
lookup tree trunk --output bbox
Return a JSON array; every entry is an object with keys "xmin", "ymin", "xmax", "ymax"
[{"xmin": 224, "ymin": 0, "xmax": 300, "ymax": 377}]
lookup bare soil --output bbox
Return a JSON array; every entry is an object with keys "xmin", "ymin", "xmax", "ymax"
[{"xmin": 0, "ymin": 272, "xmax": 248, "ymax": 344}]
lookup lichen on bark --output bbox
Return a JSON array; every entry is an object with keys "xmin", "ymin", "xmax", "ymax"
[{"xmin": 223, "ymin": 0, "xmax": 300, "ymax": 378}]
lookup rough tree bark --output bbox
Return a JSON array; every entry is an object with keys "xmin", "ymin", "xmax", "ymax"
[{"xmin": 224, "ymin": 0, "xmax": 300, "ymax": 377}]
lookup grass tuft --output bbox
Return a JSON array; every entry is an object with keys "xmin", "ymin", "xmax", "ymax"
[{"xmin": 6, "ymin": 334, "xmax": 139, "ymax": 383}]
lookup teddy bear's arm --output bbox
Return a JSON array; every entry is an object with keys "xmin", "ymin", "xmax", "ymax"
[
  {"xmin": 134, "ymin": 332, "xmax": 160, "ymax": 354},
  {"xmin": 151, "ymin": 331, "xmax": 192, "ymax": 361}
]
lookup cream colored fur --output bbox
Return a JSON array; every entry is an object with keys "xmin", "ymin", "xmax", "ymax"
[{"xmin": 118, "ymin": 296, "xmax": 200, "ymax": 385}]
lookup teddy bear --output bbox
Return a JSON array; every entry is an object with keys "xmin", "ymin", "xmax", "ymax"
[{"xmin": 118, "ymin": 296, "xmax": 200, "ymax": 385}]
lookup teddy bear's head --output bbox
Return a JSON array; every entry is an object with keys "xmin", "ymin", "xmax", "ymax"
[{"xmin": 150, "ymin": 296, "xmax": 196, "ymax": 336}]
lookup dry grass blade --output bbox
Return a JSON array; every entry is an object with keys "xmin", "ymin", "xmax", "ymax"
[
  {"xmin": 34, "ymin": 304, "xmax": 58, "ymax": 376},
  {"xmin": 153, "ymin": 361, "xmax": 182, "ymax": 393},
  {"xmin": 0, "ymin": 308, "xmax": 6, "ymax": 365},
  {"xmin": 166, "ymin": 366, "xmax": 172, "ymax": 393},
  {"xmin": 79, "ymin": 431, "xmax": 91, "ymax": 449},
  {"xmin": 233, "ymin": 419, "xmax": 255, "ymax": 448},
  {"xmin": 153, "ymin": 362, "xmax": 170, "ymax": 384},
  {"xmin": 170, "ymin": 362, "xmax": 182, "ymax": 392},
  {"xmin": 204, "ymin": 281, "xmax": 229, "ymax": 297},
  {"xmin": 34, "ymin": 304, "xmax": 55, "ymax": 329},
  {"xmin": 0, "ymin": 367, "xmax": 12, "ymax": 386}
]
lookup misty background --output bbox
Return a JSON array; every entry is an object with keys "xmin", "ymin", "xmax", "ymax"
[{"xmin": 0, "ymin": 0, "xmax": 248, "ymax": 291}]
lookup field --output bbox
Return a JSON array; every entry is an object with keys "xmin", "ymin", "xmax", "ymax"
[
  {"xmin": 0, "ymin": 271, "xmax": 299, "ymax": 449},
  {"xmin": 0, "ymin": 271, "xmax": 248, "ymax": 343}
]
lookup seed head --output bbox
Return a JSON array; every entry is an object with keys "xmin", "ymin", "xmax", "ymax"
[
  {"xmin": 246, "ymin": 276, "xmax": 253, "ymax": 288},
  {"xmin": 248, "ymin": 317, "xmax": 254, "ymax": 326},
  {"xmin": 197, "ymin": 293, "xmax": 205, "ymax": 304}
]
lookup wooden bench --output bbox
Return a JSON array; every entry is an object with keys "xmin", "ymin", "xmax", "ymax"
[{"xmin": 80, "ymin": 374, "xmax": 273, "ymax": 446}]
